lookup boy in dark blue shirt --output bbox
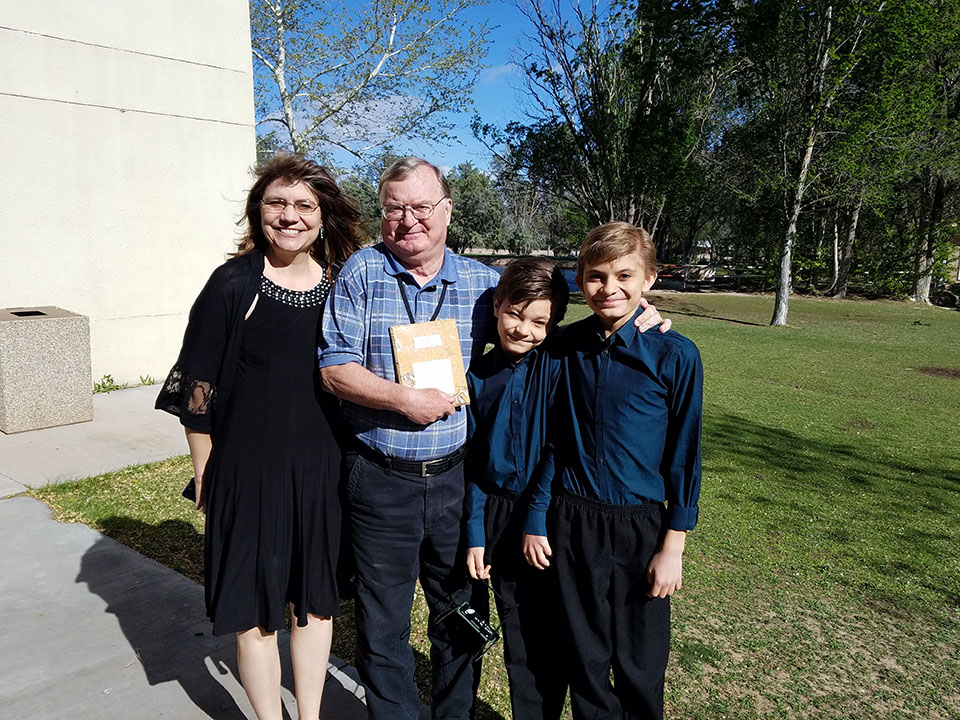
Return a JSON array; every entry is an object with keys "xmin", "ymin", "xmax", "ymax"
[
  {"xmin": 464, "ymin": 257, "xmax": 570, "ymax": 720},
  {"xmin": 524, "ymin": 222, "xmax": 703, "ymax": 720},
  {"xmin": 466, "ymin": 256, "xmax": 670, "ymax": 719}
]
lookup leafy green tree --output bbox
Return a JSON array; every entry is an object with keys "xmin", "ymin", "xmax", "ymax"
[
  {"xmin": 822, "ymin": 0, "xmax": 959, "ymax": 299},
  {"xmin": 542, "ymin": 197, "xmax": 591, "ymax": 256},
  {"xmin": 727, "ymin": 0, "xmax": 960, "ymax": 320},
  {"xmin": 904, "ymin": 7, "xmax": 960, "ymax": 303},
  {"xmin": 339, "ymin": 147, "xmax": 405, "ymax": 242},
  {"xmin": 465, "ymin": 0, "xmax": 960, "ymax": 306},
  {"xmin": 255, "ymin": 130, "xmax": 285, "ymax": 164},
  {"xmin": 446, "ymin": 163, "xmax": 505, "ymax": 253},
  {"xmin": 338, "ymin": 174, "xmax": 380, "ymax": 243},
  {"xmin": 490, "ymin": 154, "xmax": 557, "ymax": 255},
  {"xmin": 251, "ymin": 0, "xmax": 490, "ymax": 164},
  {"xmin": 477, "ymin": 0, "xmax": 734, "ymax": 234},
  {"xmin": 733, "ymin": 1, "xmax": 888, "ymax": 324}
]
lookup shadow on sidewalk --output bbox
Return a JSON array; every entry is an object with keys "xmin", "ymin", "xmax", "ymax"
[
  {"xmin": 77, "ymin": 516, "xmax": 503, "ymax": 719},
  {"xmin": 77, "ymin": 521, "xmax": 263, "ymax": 718}
]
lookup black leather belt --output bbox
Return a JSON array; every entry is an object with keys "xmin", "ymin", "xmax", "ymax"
[{"xmin": 356, "ymin": 443, "xmax": 467, "ymax": 477}]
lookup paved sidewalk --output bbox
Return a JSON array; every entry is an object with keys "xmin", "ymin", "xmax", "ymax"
[
  {"xmin": 0, "ymin": 385, "xmax": 186, "ymax": 495},
  {"xmin": 0, "ymin": 386, "xmax": 371, "ymax": 719}
]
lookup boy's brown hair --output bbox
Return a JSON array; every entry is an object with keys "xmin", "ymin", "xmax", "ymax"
[
  {"xmin": 494, "ymin": 257, "xmax": 570, "ymax": 324},
  {"xmin": 576, "ymin": 222, "xmax": 658, "ymax": 280}
]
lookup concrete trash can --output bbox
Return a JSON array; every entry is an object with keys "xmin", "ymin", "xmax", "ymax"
[{"xmin": 0, "ymin": 306, "xmax": 93, "ymax": 434}]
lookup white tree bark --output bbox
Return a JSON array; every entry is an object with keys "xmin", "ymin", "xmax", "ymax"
[
  {"xmin": 827, "ymin": 196, "xmax": 862, "ymax": 299},
  {"xmin": 912, "ymin": 175, "xmax": 945, "ymax": 304},
  {"xmin": 771, "ymin": 122, "xmax": 819, "ymax": 326}
]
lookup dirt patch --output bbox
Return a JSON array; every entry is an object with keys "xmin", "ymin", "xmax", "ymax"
[
  {"xmin": 846, "ymin": 419, "xmax": 878, "ymax": 430},
  {"xmin": 915, "ymin": 366, "xmax": 960, "ymax": 379}
]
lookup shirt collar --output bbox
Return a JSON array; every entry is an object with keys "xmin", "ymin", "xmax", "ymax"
[
  {"xmin": 492, "ymin": 342, "xmax": 539, "ymax": 368},
  {"xmin": 590, "ymin": 304, "xmax": 644, "ymax": 349},
  {"xmin": 379, "ymin": 243, "xmax": 458, "ymax": 287}
]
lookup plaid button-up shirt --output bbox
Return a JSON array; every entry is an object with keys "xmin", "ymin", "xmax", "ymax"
[{"xmin": 319, "ymin": 243, "xmax": 499, "ymax": 460}]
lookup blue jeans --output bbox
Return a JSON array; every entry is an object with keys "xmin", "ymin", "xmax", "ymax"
[{"xmin": 345, "ymin": 452, "xmax": 480, "ymax": 720}]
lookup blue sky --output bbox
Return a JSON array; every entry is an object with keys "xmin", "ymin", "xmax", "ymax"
[
  {"xmin": 403, "ymin": 1, "xmax": 529, "ymax": 171},
  {"xmin": 321, "ymin": 1, "xmax": 532, "ymax": 173}
]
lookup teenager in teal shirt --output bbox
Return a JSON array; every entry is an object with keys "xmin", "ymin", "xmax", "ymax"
[{"xmin": 525, "ymin": 223, "xmax": 703, "ymax": 720}]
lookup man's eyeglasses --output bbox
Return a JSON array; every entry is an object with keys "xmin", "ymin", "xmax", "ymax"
[
  {"xmin": 380, "ymin": 197, "xmax": 447, "ymax": 221},
  {"xmin": 261, "ymin": 199, "xmax": 320, "ymax": 216}
]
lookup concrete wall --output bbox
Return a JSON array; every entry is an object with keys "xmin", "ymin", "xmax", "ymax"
[{"xmin": 0, "ymin": 1, "xmax": 256, "ymax": 385}]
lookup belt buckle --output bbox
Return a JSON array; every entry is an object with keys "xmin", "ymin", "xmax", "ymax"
[{"xmin": 421, "ymin": 460, "xmax": 430, "ymax": 478}]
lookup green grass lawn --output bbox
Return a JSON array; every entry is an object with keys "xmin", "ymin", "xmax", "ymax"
[{"xmin": 31, "ymin": 292, "xmax": 960, "ymax": 719}]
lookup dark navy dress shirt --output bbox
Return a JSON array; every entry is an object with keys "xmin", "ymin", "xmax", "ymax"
[
  {"xmin": 529, "ymin": 308, "xmax": 703, "ymax": 532},
  {"xmin": 465, "ymin": 341, "xmax": 560, "ymax": 546}
]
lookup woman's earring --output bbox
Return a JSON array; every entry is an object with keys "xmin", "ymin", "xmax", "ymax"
[{"xmin": 319, "ymin": 225, "xmax": 325, "ymax": 242}]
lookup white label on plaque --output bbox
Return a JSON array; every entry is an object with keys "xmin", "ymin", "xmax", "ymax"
[
  {"xmin": 411, "ymin": 358, "xmax": 455, "ymax": 394},
  {"xmin": 413, "ymin": 333, "xmax": 443, "ymax": 350}
]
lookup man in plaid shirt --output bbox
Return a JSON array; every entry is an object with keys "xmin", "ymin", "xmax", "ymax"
[{"xmin": 320, "ymin": 157, "xmax": 498, "ymax": 720}]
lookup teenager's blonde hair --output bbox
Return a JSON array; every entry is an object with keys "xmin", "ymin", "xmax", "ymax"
[{"xmin": 576, "ymin": 222, "xmax": 658, "ymax": 279}]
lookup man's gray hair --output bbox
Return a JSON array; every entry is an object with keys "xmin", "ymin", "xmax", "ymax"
[{"xmin": 377, "ymin": 157, "xmax": 451, "ymax": 202}]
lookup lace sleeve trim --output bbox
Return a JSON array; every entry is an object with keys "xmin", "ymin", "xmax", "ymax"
[{"xmin": 155, "ymin": 365, "xmax": 216, "ymax": 430}]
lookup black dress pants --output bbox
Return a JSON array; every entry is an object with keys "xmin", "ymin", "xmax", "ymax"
[
  {"xmin": 552, "ymin": 491, "xmax": 670, "ymax": 720},
  {"xmin": 345, "ymin": 452, "xmax": 480, "ymax": 720},
  {"xmin": 483, "ymin": 491, "xmax": 568, "ymax": 720}
]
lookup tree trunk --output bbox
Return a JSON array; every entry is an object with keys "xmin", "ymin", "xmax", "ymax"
[
  {"xmin": 913, "ymin": 175, "xmax": 945, "ymax": 304},
  {"xmin": 770, "ymin": 228, "xmax": 794, "ymax": 325},
  {"xmin": 771, "ymin": 5, "xmax": 834, "ymax": 326},
  {"xmin": 811, "ymin": 213, "xmax": 825, "ymax": 289},
  {"xmin": 827, "ymin": 196, "xmax": 861, "ymax": 299},
  {"xmin": 771, "ymin": 125, "xmax": 818, "ymax": 326},
  {"xmin": 647, "ymin": 194, "xmax": 667, "ymax": 240},
  {"xmin": 913, "ymin": 64, "xmax": 959, "ymax": 303},
  {"xmin": 914, "ymin": 260, "xmax": 934, "ymax": 304},
  {"xmin": 265, "ymin": 2, "xmax": 306, "ymax": 154},
  {"xmin": 683, "ymin": 224, "xmax": 697, "ymax": 266},
  {"xmin": 830, "ymin": 211, "xmax": 839, "ymax": 290}
]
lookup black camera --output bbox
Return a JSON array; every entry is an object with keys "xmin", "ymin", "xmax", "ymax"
[{"xmin": 434, "ymin": 599, "xmax": 500, "ymax": 659}]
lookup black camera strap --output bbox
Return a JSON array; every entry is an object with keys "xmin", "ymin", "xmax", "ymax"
[{"xmin": 481, "ymin": 578, "xmax": 518, "ymax": 619}]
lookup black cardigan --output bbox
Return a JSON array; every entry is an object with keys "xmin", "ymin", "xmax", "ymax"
[{"xmin": 155, "ymin": 252, "xmax": 264, "ymax": 439}]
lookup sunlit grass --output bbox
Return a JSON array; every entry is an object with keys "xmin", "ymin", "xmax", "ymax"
[{"xmin": 33, "ymin": 292, "xmax": 960, "ymax": 719}]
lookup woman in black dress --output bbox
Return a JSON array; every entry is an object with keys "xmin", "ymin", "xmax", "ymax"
[{"xmin": 156, "ymin": 153, "xmax": 364, "ymax": 720}]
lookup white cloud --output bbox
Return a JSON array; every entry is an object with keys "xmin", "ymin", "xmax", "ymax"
[{"xmin": 479, "ymin": 63, "xmax": 519, "ymax": 86}]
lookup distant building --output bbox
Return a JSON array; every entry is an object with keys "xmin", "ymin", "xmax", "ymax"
[{"xmin": 0, "ymin": 2, "xmax": 256, "ymax": 385}]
